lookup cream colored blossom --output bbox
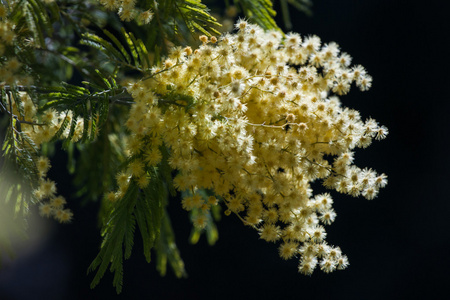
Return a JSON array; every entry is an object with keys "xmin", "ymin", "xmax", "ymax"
[{"xmin": 114, "ymin": 22, "xmax": 388, "ymax": 275}]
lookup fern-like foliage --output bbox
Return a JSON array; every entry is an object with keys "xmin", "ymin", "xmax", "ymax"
[
  {"xmin": 38, "ymin": 72, "xmax": 125, "ymax": 146},
  {"xmin": 88, "ymin": 181, "xmax": 139, "ymax": 294},
  {"xmin": 88, "ymin": 167, "xmax": 168, "ymax": 293},
  {"xmin": 72, "ymin": 123, "xmax": 125, "ymax": 203},
  {"xmin": 174, "ymin": 0, "xmax": 222, "ymax": 37},
  {"xmin": 80, "ymin": 28, "xmax": 151, "ymax": 74}
]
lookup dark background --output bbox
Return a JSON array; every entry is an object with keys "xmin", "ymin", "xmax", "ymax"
[{"xmin": 1, "ymin": 0, "xmax": 448, "ymax": 299}]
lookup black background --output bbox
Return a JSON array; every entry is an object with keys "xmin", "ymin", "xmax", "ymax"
[{"xmin": 1, "ymin": 0, "xmax": 449, "ymax": 299}]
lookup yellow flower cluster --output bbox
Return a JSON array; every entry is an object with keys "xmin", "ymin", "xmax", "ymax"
[
  {"xmin": 5, "ymin": 92, "xmax": 74, "ymax": 223},
  {"xmin": 120, "ymin": 21, "xmax": 388, "ymax": 274},
  {"xmin": 11, "ymin": 93, "xmax": 87, "ymax": 147},
  {"xmin": 34, "ymin": 156, "xmax": 73, "ymax": 224}
]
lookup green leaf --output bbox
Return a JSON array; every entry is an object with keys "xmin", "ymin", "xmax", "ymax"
[
  {"xmin": 97, "ymin": 95, "xmax": 110, "ymax": 129},
  {"xmin": 81, "ymin": 28, "xmax": 150, "ymax": 73},
  {"xmin": 129, "ymin": 32, "xmax": 150, "ymax": 70},
  {"xmin": 103, "ymin": 29, "xmax": 132, "ymax": 64},
  {"xmin": 88, "ymin": 182, "xmax": 139, "ymax": 294},
  {"xmin": 178, "ymin": 0, "xmax": 221, "ymax": 36},
  {"xmin": 135, "ymin": 169, "xmax": 165, "ymax": 263},
  {"xmin": 81, "ymin": 32, "xmax": 129, "ymax": 65},
  {"xmin": 88, "ymin": 167, "xmax": 169, "ymax": 293},
  {"xmin": 121, "ymin": 28, "xmax": 139, "ymax": 67}
]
